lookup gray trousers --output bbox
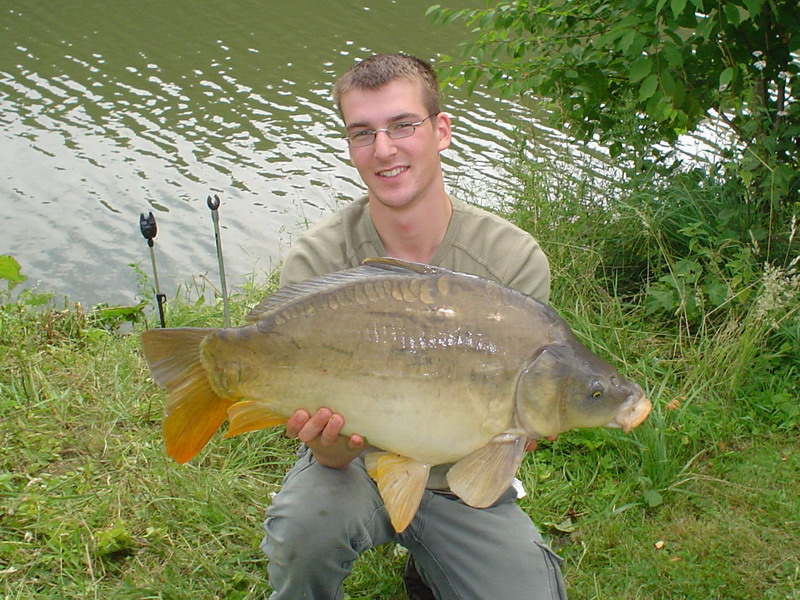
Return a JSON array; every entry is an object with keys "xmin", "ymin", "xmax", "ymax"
[{"xmin": 262, "ymin": 448, "xmax": 567, "ymax": 600}]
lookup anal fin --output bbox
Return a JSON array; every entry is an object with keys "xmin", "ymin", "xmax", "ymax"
[
  {"xmin": 225, "ymin": 400, "xmax": 287, "ymax": 438},
  {"xmin": 447, "ymin": 433, "xmax": 526, "ymax": 508},
  {"xmin": 365, "ymin": 452, "xmax": 430, "ymax": 533}
]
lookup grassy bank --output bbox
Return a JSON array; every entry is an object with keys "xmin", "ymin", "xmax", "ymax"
[{"xmin": 1, "ymin": 176, "xmax": 798, "ymax": 598}]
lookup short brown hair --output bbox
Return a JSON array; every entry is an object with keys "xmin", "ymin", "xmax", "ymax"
[{"xmin": 333, "ymin": 53, "xmax": 440, "ymax": 119}]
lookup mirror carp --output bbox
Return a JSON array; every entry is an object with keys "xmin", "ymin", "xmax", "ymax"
[{"xmin": 141, "ymin": 258, "xmax": 651, "ymax": 531}]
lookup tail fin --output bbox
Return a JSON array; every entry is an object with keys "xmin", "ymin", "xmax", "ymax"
[{"xmin": 141, "ymin": 328, "xmax": 233, "ymax": 463}]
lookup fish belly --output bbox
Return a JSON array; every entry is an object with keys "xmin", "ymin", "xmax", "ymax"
[{"xmin": 263, "ymin": 370, "xmax": 511, "ymax": 465}]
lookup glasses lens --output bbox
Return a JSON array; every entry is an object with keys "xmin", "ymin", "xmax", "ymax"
[
  {"xmin": 387, "ymin": 123, "xmax": 415, "ymax": 140},
  {"xmin": 349, "ymin": 133, "xmax": 375, "ymax": 147}
]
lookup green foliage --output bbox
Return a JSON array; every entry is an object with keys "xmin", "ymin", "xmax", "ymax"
[
  {"xmin": 495, "ymin": 122, "xmax": 798, "ymax": 478},
  {"xmin": 1, "ymin": 255, "xmax": 798, "ymax": 598},
  {"xmin": 2, "ymin": 176, "xmax": 798, "ymax": 599},
  {"xmin": 609, "ymin": 168, "xmax": 799, "ymax": 341},
  {"xmin": 91, "ymin": 302, "xmax": 148, "ymax": 328},
  {"xmin": 0, "ymin": 255, "xmax": 53, "ymax": 308},
  {"xmin": 95, "ymin": 521, "xmax": 137, "ymax": 559},
  {"xmin": 0, "ymin": 256, "xmax": 145, "ymax": 333},
  {"xmin": 0, "ymin": 279, "xmax": 282, "ymax": 599},
  {"xmin": 0, "ymin": 255, "xmax": 26, "ymax": 290},
  {"xmin": 497, "ymin": 136, "xmax": 798, "ymax": 343},
  {"xmin": 429, "ymin": 0, "xmax": 800, "ymax": 202}
]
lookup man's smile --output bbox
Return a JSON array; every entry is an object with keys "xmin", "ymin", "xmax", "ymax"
[{"xmin": 377, "ymin": 166, "xmax": 409, "ymax": 178}]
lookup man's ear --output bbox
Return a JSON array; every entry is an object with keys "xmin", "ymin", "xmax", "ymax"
[{"xmin": 436, "ymin": 112, "xmax": 452, "ymax": 152}]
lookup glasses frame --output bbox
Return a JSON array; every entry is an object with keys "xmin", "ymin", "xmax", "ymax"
[{"xmin": 344, "ymin": 112, "xmax": 440, "ymax": 148}]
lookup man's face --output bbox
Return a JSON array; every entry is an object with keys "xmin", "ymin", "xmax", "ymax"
[{"xmin": 339, "ymin": 78, "xmax": 451, "ymax": 211}]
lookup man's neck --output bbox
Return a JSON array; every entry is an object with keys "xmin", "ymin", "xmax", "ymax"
[{"xmin": 368, "ymin": 191, "xmax": 452, "ymax": 264}]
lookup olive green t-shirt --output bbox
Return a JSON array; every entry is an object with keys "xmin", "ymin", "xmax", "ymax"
[
  {"xmin": 279, "ymin": 194, "xmax": 550, "ymax": 489},
  {"xmin": 280, "ymin": 195, "xmax": 550, "ymax": 303}
]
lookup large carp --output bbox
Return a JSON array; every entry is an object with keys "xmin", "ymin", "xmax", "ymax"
[{"xmin": 141, "ymin": 258, "xmax": 650, "ymax": 531}]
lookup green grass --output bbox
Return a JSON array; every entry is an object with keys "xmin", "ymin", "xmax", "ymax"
[
  {"xmin": 1, "ymin": 276, "xmax": 797, "ymax": 599},
  {"xmin": 2, "ymin": 171, "xmax": 798, "ymax": 598}
]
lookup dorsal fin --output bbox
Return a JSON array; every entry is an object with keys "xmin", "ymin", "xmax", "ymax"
[
  {"xmin": 362, "ymin": 257, "xmax": 443, "ymax": 275},
  {"xmin": 245, "ymin": 258, "xmax": 431, "ymax": 323}
]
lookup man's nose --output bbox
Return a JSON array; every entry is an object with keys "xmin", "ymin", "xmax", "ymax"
[{"xmin": 372, "ymin": 130, "xmax": 397, "ymax": 157}]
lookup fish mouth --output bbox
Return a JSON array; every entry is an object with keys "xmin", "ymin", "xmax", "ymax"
[{"xmin": 608, "ymin": 394, "xmax": 652, "ymax": 433}]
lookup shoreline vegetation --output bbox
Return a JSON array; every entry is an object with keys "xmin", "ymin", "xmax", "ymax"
[
  {"xmin": 2, "ymin": 3, "xmax": 799, "ymax": 593},
  {"xmin": 1, "ymin": 159, "xmax": 798, "ymax": 598}
]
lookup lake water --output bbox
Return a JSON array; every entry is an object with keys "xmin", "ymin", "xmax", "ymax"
[{"xmin": 1, "ymin": 0, "xmax": 597, "ymax": 308}]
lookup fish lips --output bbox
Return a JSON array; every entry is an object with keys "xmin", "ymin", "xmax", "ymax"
[{"xmin": 607, "ymin": 392, "xmax": 652, "ymax": 432}]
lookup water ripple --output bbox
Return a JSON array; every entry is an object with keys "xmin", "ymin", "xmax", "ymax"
[{"xmin": 1, "ymin": 0, "xmax": 609, "ymax": 307}]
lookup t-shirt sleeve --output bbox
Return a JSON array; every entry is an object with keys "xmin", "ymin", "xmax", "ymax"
[
  {"xmin": 451, "ymin": 198, "xmax": 551, "ymax": 304},
  {"xmin": 279, "ymin": 242, "xmax": 324, "ymax": 287},
  {"xmin": 503, "ymin": 237, "xmax": 550, "ymax": 304},
  {"xmin": 279, "ymin": 213, "xmax": 350, "ymax": 287}
]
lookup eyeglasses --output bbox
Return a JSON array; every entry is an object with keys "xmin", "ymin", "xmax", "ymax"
[{"xmin": 344, "ymin": 113, "xmax": 440, "ymax": 148}]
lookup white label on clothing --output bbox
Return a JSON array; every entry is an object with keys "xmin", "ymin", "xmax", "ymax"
[{"xmin": 512, "ymin": 477, "xmax": 527, "ymax": 499}]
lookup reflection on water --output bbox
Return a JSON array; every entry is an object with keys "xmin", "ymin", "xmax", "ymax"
[{"xmin": 0, "ymin": 0, "xmax": 590, "ymax": 307}]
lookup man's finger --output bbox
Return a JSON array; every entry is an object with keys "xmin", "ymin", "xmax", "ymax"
[
  {"xmin": 297, "ymin": 407, "xmax": 332, "ymax": 443},
  {"xmin": 286, "ymin": 409, "xmax": 310, "ymax": 438},
  {"xmin": 319, "ymin": 413, "xmax": 344, "ymax": 445},
  {"xmin": 347, "ymin": 434, "xmax": 365, "ymax": 450}
]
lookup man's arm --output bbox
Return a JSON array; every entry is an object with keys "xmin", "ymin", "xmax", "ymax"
[{"xmin": 505, "ymin": 241, "xmax": 550, "ymax": 303}]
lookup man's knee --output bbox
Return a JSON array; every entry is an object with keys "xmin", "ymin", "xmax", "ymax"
[{"xmin": 261, "ymin": 455, "xmax": 385, "ymax": 564}]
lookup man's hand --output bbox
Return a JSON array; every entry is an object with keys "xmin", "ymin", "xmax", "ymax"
[{"xmin": 286, "ymin": 407, "xmax": 365, "ymax": 469}]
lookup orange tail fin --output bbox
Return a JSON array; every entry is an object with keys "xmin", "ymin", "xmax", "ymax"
[{"xmin": 141, "ymin": 328, "xmax": 233, "ymax": 463}]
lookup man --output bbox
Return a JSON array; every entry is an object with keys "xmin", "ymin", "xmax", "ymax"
[{"xmin": 262, "ymin": 53, "xmax": 566, "ymax": 600}]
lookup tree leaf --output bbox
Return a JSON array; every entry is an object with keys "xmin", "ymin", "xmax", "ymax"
[
  {"xmin": 662, "ymin": 43, "xmax": 684, "ymax": 68},
  {"xmin": 0, "ymin": 255, "xmax": 27, "ymax": 290},
  {"xmin": 670, "ymin": 0, "xmax": 688, "ymax": 19},
  {"xmin": 639, "ymin": 74, "xmax": 659, "ymax": 100},
  {"xmin": 630, "ymin": 56, "xmax": 653, "ymax": 83},
  {"xmin": 724, "ymin": 3, "xmax": 743, "ymax": 25},
  {"xmin": 719, "ymin": 66, "xmax": 734, "ymax": 88},
  {"xmin": 433, "ymin": 0, "xmax": 796, "ymax": 202},
  {"xmin": 661, "ymin": 68, "xmax": 677, "ymax": 97},
  {"xmin": 741, "ymin": 0, "xmax": 765, "ymax": 18},
  {"xmin": 618, "ymin": 29, "xmax": 638, "ymax": 54}
]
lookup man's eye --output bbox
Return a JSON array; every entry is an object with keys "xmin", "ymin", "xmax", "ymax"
[
  {"xmin": 391, "ymin": 122, "xmax": 414, "ymax": 131},
  {"xmin": 352, "ymin": 130, "xmax": 374, "ymax": 138}
]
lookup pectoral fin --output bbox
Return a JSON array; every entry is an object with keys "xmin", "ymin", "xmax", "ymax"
[
  {"xmin": 447, "ymin": 433, "xmax": 526, "ymax": 508},
  {"xmin": 225, "ymin": 400, "xmax": 287, "ymax": 437},
  {"xmin": 364, "ymin": 452, "xmax": 430, "ymax": 533}
]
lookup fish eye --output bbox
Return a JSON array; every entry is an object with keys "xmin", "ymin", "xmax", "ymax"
[{"xmin": 590, "ymin": 382, "xmax": 604, "ymax": 399}]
